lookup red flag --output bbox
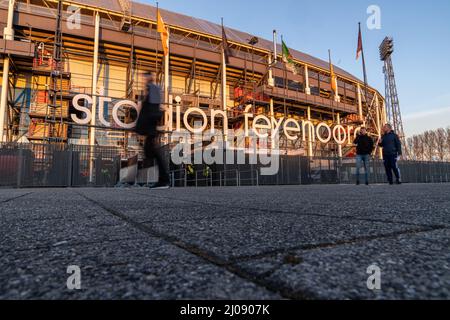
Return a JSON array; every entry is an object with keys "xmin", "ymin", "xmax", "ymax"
[{"xmin": 356, "ymin": 25, "xmax": 363, "ymax": 60}]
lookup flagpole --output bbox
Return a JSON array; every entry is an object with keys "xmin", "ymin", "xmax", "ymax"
[
  {"xmin": 359, "ymin": 22, "xmax": 370, "ymax": 116},
  {"xmin": 221, "ymin": 17, "xmax": 228, "ymax": 171},
  {"xmin": 328, "ymin": 48, "xmax": 332, "ymax": 95},
  {"xmin": 156, "ymin": 2, "xmax": 159, "ymax": 79}
]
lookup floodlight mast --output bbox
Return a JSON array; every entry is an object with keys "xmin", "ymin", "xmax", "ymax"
[{"xmin": 380, "ymin": 37, "xmax": 408, "ymax": 157}]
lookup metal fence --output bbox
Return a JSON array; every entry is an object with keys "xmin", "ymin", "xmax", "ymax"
[
  {"xmin": 0, "ymin": 143, "xmax": 122, "ymax": 188},
  {"xmin": 1, "ymin": 143, "xmax": 450, "ymax": 188},
  {"xmin": 169, "ymin": 155, "xmax": 450, "ymax": 187}
]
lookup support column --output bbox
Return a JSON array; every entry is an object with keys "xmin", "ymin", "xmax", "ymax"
[
  {"xmin": 337, "ymin": 113, "xmax": 343, "ymax": 158},
  {"xmin": 375, "ymin": 95, "xmax": 383, "ymax": 159},
  {"xmin": 267, "ymin": 54, "xmax": 274, "ymax": 87},
  {"xmin": 89, "ymin": 11, "xmax": 100, "ymax": 147},
  {"xmin": 381, "ymin": 97, "xmax": 388, "ymax": 124},
  {"xmin": 0, "ymin": 0, "xmax": 15, "ymax": 142},
  {"xmin": 357, "ymin": 83, "xmax": 363, "ymax": 122},
  {"xmin": 89, "ymin": 11, "xmax": 100, "ymax": 183},
  {"xmin": 304, "ymin": 65, "xmax": 311, "ymax": 95},
  {"xmin": 164, "ymin": 29, "xmax": 170, "ymax": 105},
  {"xmin": 221, "ymin": 49, "xmax": 227, "ymax": 142},
  {"xmin": 269, "ymin": 98, "xmax": 274, "ymax": 118},
  {"xmin": 307, "ymin": 106, "xmax": 313, "ymax": 157}
]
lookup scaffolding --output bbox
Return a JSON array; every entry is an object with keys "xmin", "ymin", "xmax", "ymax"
[{"xmin": 0, "ymin": 0, "xmax": 387, "ymax": 160}]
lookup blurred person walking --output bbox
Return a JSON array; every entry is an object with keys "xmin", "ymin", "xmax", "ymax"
[{"xmin": 135, "ymin": 72, "xmax": 170, "ymax": 190}]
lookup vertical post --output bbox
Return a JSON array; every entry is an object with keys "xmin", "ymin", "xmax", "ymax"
[
  {"xmin": 304, "ymin": 65, "xmax": 311, "ymax": 95},
  {"xmin": 0, "ymin": 58, "xmax": 10, "ymax": 142},
  {"xmin": 89, "ymin": 11, "xmax": 100, "ymax": 183},
  {"xmin": 0, "ymin": 0, "xmax": 15, "ymax": 142},
  {"xmin": 267, "ymin": 54, "xmax": 274, "ymax": 87},
  {"xmin": 357, "ymin": 83, "xmax": 363, "ymax": 122},
  {"xmin": 337, "ymin": 113, "xmax": 343, "ymax": 158},
  {"xmin": 90, "ymin": 12, "xmax": 100, "ymax": 146},
  {"xmin": 375, "ymin": 95, "xmax": 383, "ymax": 160},
  {"xmin": 381, "ymin": 98, "xmax": 388, "ymax": 124},
  {"xmin": 269, "ymin": 98, "xmax": 274, "ymax": 117},
  {"xmin": 221, "ymin": 47, "xmax": 227, "ymax": 143},
  {"xmin": 307, "ymin": 106, "xmax": 313, "ymax": 157},
  {"xmin": 164, "ymin": 28, "xmax": 170, "ymax": 105}
]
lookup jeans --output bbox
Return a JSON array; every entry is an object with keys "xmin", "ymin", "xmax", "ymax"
[
  {"xmin": 384, "ymin": 154, "xmax": 401, "ymax": 184},
  {"xmin": 356, "ymin": 154, "xmax": 370, "ymax": 184}
]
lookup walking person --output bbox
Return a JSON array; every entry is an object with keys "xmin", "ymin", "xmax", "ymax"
[
  {"xmin": 135, "ymin": 72, "xmax": 170, "ymax": 190},
  {"xmin": 378, "ymin": 124, "xmax": 403, "ymax": 185},
  {"xmin": 354, "ymin": 127, "xmax": 374, "ymax": 185}
]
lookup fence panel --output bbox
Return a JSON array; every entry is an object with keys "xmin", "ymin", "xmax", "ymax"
[{"xmin": 1, "ymin": 143, "xmax": 450, "ymax": 188}]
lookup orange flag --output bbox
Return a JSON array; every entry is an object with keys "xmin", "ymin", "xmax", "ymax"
[
  {"xmin": 329, "ymin": 50, "xmax": 338, "ymax": 96},
  {"xmin": 157, "ymin": 9, "xmax": 169, "ymax": 56}
]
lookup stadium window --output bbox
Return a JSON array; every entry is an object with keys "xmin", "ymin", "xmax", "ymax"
[
  {"xmin": 310, "ymin": 87, "xmax": 320, "ymax": 96},
  {"xmin": 288, "ymin": 80, "xmax": 303, "ymax": 92},
  {"xmin": 274, "ymin": 77, "xmax": 285, "ymax": 88}
]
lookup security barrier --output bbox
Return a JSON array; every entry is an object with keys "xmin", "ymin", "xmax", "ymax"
[{"xmin": 1, "ymin": 143, "xmax": 450, "ymax": 188}]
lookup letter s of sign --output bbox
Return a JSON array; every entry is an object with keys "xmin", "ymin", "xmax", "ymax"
[
  {"xmin": 71, "ymin": 94, "xmax": 92, "ymax": 125},
  {"xmin": 67, "ymin": 265, "xmax": 81, "ymax": 290},
  {"xmin": 367, "ymin": 264, "xmax": 381, "ymax": 290}
]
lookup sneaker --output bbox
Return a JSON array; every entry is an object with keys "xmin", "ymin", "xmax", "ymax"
[
  {"xmin": 365, "ymin": 182, "xmax": 369, "ymax": 186},
  {"xmin": 356, "ymin": 181, "xmax": 360, "ymax": 186},
  {"xmin": 149, "ymin": 182, "xmax": 170, "ymax": 190},
  {"xmin": 396, "ymin": 181, "xmax": 402, "ymax": 185}
]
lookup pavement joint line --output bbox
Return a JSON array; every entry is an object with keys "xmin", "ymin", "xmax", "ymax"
[
  {"xmin": 227, "ymin": 225, "xmax": 447, "ymax": 264},
  {"xmin": 0, "ymin": 192, "xmax": 33, "ymax": 204},
  {"xmin": 76, "ymin": 191, "xmax": 315, "ymax": 300},
  {"xmin": 2, "ymin": 214, "xmax": 121, "ymax": 224},
  {"xmin": 1, "ymin": 237, "xmax": 142, "ymax": 255},
  {"xmin": 130, "ymin": 190, "xmax": 445, "ymax": 229}
]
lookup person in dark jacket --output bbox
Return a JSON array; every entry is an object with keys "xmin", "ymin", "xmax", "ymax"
[
  {"xmin": 354, "ymin": 127, "xmax": 374, "ymax": 185},
  {"xmin": 378, "ymin": 124, "xmax": 403, "ymax": 185},
  {"xmin": 136, "ymin": 72, "xmax": 170, "ymax": 189}
]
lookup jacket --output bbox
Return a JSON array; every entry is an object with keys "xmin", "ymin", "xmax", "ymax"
[
  {"xmin": 135, "ymin": 84, "xmax": 163, "ymax": 136},
  {"xmin": 379, "ymin": 131, "xmax": 402, "ymax": 157},
  {"xmin": 147, "ymin": 83, "xmax": 162, "ymax": 104},
  {"xmin": 354, "ymin": 134, "xmax": 374, "ymax": 155}
]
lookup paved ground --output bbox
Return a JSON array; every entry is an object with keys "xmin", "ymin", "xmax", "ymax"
[{"xmin": 1, "ymin": 184, "xmax": 449, "ymax": 300}]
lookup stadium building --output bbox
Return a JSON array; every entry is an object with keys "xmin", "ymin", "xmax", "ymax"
[{"xmin": 0, "ymin": 0, "xmax": 387, "ymax": 159}]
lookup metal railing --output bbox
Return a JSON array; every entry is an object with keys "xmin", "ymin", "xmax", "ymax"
[
  {"xmin": 1, "ymin": 143, "xmax": 450, "ymax": 188},
  {"xmin": 0, "ymin": 143, "xmax": 121, "ymax": 188}
]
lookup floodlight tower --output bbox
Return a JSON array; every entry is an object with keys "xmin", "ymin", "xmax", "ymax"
[{"xmin": 379, "ymin": 37, "xmax": 407, "ymax": 155}]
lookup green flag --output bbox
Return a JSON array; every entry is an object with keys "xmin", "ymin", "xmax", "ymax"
[{"xmin": 282, "ymin": 40, "xmax": 300, "ymax": 75}]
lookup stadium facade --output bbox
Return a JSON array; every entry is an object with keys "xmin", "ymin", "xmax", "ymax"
[{"xmin": 0, "ymin": 0, "xmax": 387, "ymax": 159}]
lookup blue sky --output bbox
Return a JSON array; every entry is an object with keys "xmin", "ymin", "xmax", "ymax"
[{"xmin": 141, "ymin": 0, "xmax": 450, "ymax": 136}]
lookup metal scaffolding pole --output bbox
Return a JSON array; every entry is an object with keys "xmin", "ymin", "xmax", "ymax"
[
  {"xmin": 89, "ymin": 11, "xmax": 100, "ymax": 182},
  {"xmin": 0, "ymin": 0, "xmax": 15, "ymax": 142}
]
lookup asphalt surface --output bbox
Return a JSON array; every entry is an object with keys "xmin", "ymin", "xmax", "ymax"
[{"xmin": 0, "ymin": 184, "xmax": 449, "ymax": 300}]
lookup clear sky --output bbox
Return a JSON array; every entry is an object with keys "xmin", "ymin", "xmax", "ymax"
[{"xmin": 141, "ymin": 0, "xmax": 450, "ymax": 137}]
